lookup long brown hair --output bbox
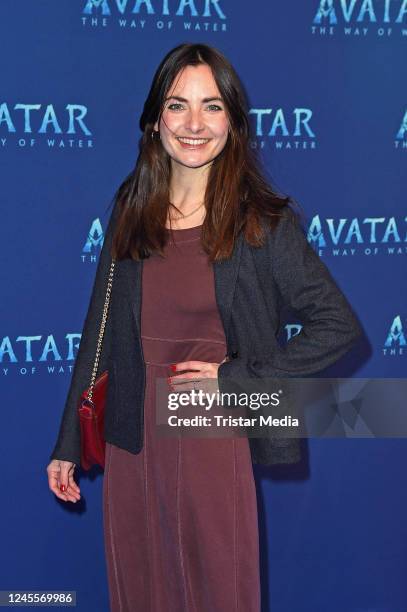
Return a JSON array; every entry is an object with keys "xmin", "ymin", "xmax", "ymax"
[{"xmin": 110, "ymin": 42, "xmax": 295, "ymax": 262}]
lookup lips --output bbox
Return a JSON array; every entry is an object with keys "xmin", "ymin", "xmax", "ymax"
[{"xmin": 176, "ymin": 136, "xmax": 211, "ymax": 149}]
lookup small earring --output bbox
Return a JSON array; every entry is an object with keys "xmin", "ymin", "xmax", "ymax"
[{"xmin": 151, "ymin": 130, "xmax": 160, "ymax": 141}]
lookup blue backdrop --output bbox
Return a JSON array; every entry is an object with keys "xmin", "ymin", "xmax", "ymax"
[{"xmin": 1, "ymin": 2, "xmax": 406, "ymax": 611}]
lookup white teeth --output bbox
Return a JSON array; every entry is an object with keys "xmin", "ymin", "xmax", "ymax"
[{"xmin": 177, "ymin": 137, "xmax": 210, "ymax": 145}]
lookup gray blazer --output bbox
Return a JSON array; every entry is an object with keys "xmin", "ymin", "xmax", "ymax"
[{"xmin": 50, "ymin": 202, "xmax": 362, "ymax": 467}]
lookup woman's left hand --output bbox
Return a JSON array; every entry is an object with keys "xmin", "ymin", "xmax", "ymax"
[{"xmin": 168, "ymin": 356, "xmax": 229, "ymax": 394}]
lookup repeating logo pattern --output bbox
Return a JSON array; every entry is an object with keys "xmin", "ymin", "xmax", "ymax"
[
  {"xmin": 396, "ymin": 108, "xmax": 407, "ymax": 146},
  {"xmin": 383, "ymin": 315, "xmax": 406, "ymax": 356},
  {"xmin": 82, "ymin": 218, "xmax": 105, "ymax": 262},
  {"xmin": 308, "ymin": 215, "xmax": 407, "ymax": 257},
  {"xmin": 249, "ymin": 107, "xmax": 317, "ymax": 150},
  {"xmin": 0, "ymin": 103, "xmax": 93, "ymax": 148},
  {"xmin": 312, "ymin": 0, "xmax": 407, "ymax": 37},
  {"xmin": 2, "ymin": 3, "xmax": 405, "ymax": 378},
  {"xmin": 0, "ymin": 334, "xmax": 81, "ymax": 375},
  {"xmin": 81, "ymin": 0, "xmax": 228, "ymax": 31}
]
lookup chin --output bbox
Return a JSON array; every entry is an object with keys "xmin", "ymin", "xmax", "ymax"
[
  {"xmin": 180, "ymin": 160, "xmax": 213, "ymax": 169},
  {"xmin": 171, "ymin": 153, "xmax": 215, "ymax": 168}
]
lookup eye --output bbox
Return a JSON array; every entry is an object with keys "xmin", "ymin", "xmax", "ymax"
[{"xmin": 167, "ymin": 103, "xmax": 223, "ymax": 112}]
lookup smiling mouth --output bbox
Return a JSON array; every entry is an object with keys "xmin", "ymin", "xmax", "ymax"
[{"xmin": 176, "ymin": 137, "xmax": 211, "ymax": 145}]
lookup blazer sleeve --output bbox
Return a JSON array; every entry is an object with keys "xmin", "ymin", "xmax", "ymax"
[
  {"xmin": 218, "ymin": 206, "xmax": 362, "ymax": 382},
  {"xmin": 49, "ymin": 200, "xmax": 120, "ymax": 466}
]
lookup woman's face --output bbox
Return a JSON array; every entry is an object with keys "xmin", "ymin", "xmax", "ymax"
[{"xmin": 154, "ymin": 64, "xmax": 230, "ymax": 170}]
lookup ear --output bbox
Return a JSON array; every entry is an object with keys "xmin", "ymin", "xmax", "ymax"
[{"xmin": 154, "ymin": 120, "xmax": 159, "ymax": 131}]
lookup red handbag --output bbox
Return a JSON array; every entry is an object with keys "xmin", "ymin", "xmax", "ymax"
[{"xmin": 77, "ymin": 259, "xmax": 115, "ymax": 471}]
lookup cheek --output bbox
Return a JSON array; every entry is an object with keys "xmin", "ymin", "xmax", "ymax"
[
  {"xmin": 161, "ymin": 111, "xmax": 179, "ymax": 134},
  {"xmin": 209, "ymin": 116, "xmax": 229, "ymax": 139}
]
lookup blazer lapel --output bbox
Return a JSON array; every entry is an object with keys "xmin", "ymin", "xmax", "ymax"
[
  {"xmin": 212, "ymin": 232, "xmax": 244, "ymax": 343},
  {"xmin": 125, "ymin": 232, "xmax": 244, "ymax": 346}
]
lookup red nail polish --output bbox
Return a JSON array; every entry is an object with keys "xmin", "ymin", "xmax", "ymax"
[
  {"xmin": 171, "ymin": 364, "xmax": 177, "ymax": 371},
  {"xmin": 60, "ymin": 484, "xmax": 66, "ymax": 492}
]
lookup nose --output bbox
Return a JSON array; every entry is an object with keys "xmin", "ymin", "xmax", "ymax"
[{"xmin": 183, "ymin": 108, "xmax": 206, "ymax": 134}]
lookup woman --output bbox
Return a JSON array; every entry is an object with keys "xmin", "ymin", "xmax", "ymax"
[{"xmin": 47, "ymin": 43, "xmax": 362, "ymax": 611}]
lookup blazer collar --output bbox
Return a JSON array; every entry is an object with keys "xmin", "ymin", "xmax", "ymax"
[{"xmin": 124, "ymin": 232, "xmax": 244, "ymax": 345}]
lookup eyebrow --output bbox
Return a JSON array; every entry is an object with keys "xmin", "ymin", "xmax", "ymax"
[{"xmin": 164, "ymin": 95, "xmax": 224, "ymax": 104}]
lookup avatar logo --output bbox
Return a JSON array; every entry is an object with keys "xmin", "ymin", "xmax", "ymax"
[
  {"xmin": 0, "ymin": 103, "xmax": 91, "ymax": 135},
  {"xmin": 249, "ymin": 108, "xmax": 316, "ymax": 138},
  {"xmin": 83, "ymin": 218, "xmax": 105, "ymax": 253},
  {"xmin": 0, "ymin": 334, "xmax": 81, "ymax": 363},
  {"xmin": 82, "ymin": 0, "xmax": 227, "ymax": 18},
  {"xmin": 307, "ymin": 215, "xmax": 407, "ymax": 247},
  {"xmin": 396, "ymin": 109, "xmax": 407, "ymax": 139},
  {"xmin": 313, "ymin": 0, "xmax": 407, "ymax": 25},
  {"xmin": 384, "ymin": 316, "xmax": 406, "ymax": 348}
]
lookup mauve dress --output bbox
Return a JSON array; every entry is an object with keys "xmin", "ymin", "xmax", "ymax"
[{"xmin": 102, "ymin": 223, "xmax": 260, "ymax": 612}]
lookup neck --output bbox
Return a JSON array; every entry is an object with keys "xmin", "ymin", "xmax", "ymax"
[
  {"xmin": 165, "ymin": 207, "xmax": 206, "ymax": 230},
  {"xmin": 168, "ymin": 160, "xmax": 210, "ymax": 212}
]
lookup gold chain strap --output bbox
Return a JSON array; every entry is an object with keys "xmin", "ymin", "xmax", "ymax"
[{"xmin": 87, "ymin": 259, "xmax": 116, "ymax": 401}]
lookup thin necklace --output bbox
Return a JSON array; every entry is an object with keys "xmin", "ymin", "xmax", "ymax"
[{"xmin": 168, "ymin": 201, "xmax": 204, "ymax": 221}]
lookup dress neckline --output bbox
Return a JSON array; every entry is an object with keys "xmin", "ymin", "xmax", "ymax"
[
  {"xmin": 164, "ymin": 223, "xmax": 203, "ymax": 231},
  {"xmin": 164, "ymin": 223, "xmax": 203, "ymax": 243}
]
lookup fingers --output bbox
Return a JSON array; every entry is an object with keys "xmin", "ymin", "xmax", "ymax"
[
  {"xmin": 169, "ymin": 362, "xmax": 204, "ymax": 393},
  {"xmin": 171, "ymin": 360, "xmax": 207, "ymax": 372},
  {"xmin": 169, "ymin": 366, "xmax": 220, "ymax": 393},
  {"xmin": 68, "ymin": 471, "xmax": 81, "ymax": 496},
  {"xmin": 47, "ymin": 460, "xmax": 81, "ymax": 503},
  {"xmin": 68, "ymin": 478, "xmax": 80, "ymax": 495},
  {"xmin": 168, "ymin": 378, "xmax": 219, "ymax": 402},
  {"xmin": 169, "ymin": 360, "xmax": 225, "ymax": 394},
  {"xmin": 48, "ymin": 468, "xmax": 65, "ymax": 501}
]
